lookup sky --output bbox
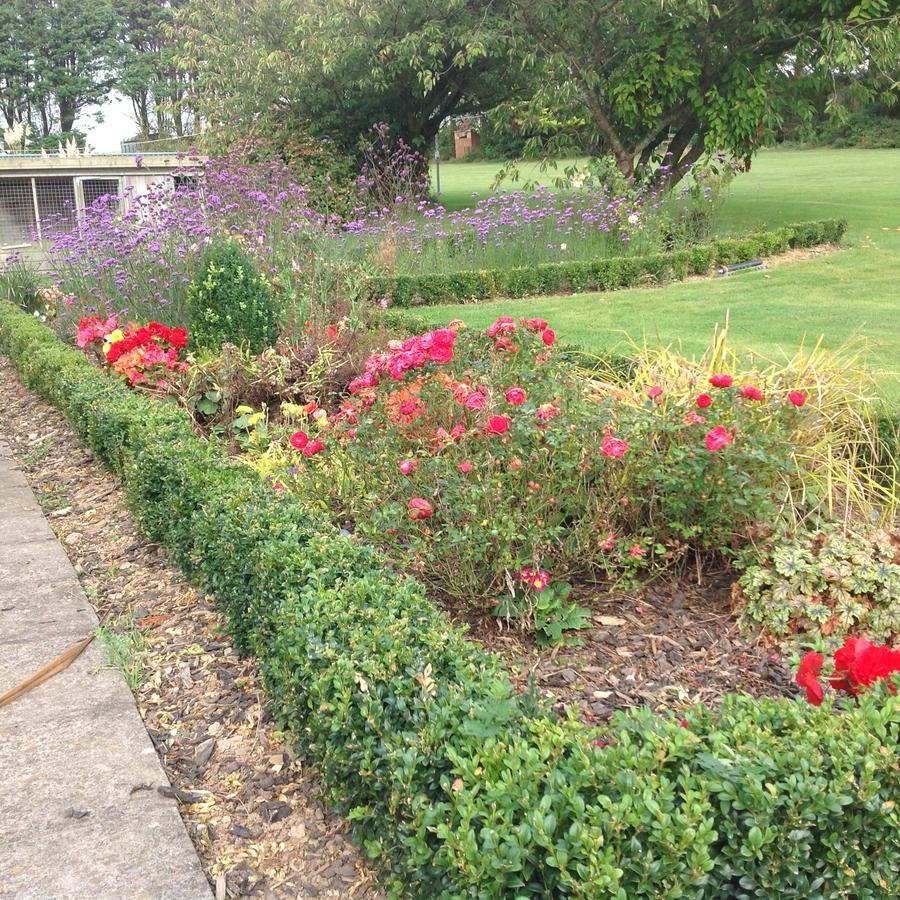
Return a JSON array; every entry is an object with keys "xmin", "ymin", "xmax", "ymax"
[{"xmin": 77, "ymin": 93, "xmax": 139, "ymax": 153}]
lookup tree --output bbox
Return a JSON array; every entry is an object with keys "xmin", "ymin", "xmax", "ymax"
[
  {"xmin": 174, "ymin": 0, "xmax": 526, "ymax": 155},
  {"xmin": 115, "ymin": 1, "xmax": 192, "ymax": 139},
  {"xmin": 506, "ymin": 0, "xmax": 900, "ymax": 184},
  {"xmin": 30, "ymin": 0, "xmax": 119, "ymax": 134}
]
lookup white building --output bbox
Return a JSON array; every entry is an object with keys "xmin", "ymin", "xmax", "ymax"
[{"xmin": 0, "ymin": 154, "xmax": 198, "ymax": 266}]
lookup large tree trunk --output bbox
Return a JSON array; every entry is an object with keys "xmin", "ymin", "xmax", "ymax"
[{"xmin": 58, "ymin": 98, "xmax": 76, "ymax": 134}]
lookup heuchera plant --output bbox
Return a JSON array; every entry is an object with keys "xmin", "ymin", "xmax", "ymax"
[
  {"xmin": 77, "ymin": 316, "xmax": 188, "ymax": 387},
  {"xmin": 795, "ymin": 636, "xmax": 900, "ymax": 705}
]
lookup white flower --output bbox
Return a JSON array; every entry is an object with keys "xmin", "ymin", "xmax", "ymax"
[{"xmin": 560, "ymin": 243, "xmax": 567, "ymax": 251}]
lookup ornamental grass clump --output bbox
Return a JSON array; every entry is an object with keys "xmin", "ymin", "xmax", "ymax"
[{"xmin": 249, "ymin": 315, "xmax": 834, "ymax": 634}]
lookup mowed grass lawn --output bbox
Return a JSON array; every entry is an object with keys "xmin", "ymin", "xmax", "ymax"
[{"xmin": 425, "ymin": 149, "xmax": 900, "ymax": 403}]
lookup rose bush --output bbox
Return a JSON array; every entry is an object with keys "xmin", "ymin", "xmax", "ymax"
[{"xmin": 251, "ymin": 316, "xmax": 815, "ymax": 635}]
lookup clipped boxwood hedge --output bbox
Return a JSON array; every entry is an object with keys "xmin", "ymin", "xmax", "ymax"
[
  {"xmin": 1, "ymin": 301, "xmax": 897, "ymax": 899},
  {"xmin": 368, "ymin": 219, "xmax": 848, "ymax": 307}
]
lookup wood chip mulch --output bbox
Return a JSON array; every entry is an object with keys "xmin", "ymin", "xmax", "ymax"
[
  {"xmin": 0, "ymin": 357, "xmax": 381, "ymax": 900},
  {"xmin": 451, "ymin": 575, "xmax": 795, "ymax": 726}
]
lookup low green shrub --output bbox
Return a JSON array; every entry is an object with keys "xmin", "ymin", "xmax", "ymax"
[
  {"xmin": 368, "ymin": 220, "xmax": 847, "ymax": 307},
  {"xmin": 188, "ymin": 240, "xmax": 279, "ymax": 353},
  {"xmin": 1, "ymin": 301, "xmax": 896, "ymax": 898},
  {"xmin": 737, "ymin": 523, "xmax": 900, "ymax": 648}
]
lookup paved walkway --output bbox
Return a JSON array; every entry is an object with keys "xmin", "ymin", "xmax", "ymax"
[{"xmin": 0, "ymin": 440, "xmax": 211, "ymax": 900}]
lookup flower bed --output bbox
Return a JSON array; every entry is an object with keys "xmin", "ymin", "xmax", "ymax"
[
  {"xmin": 367, "ymin": 219, "xmax": 847, "ymax": 307},
  {"xmin": 2, "ymin": 300, "xmax": 897, "ymax": 897}
]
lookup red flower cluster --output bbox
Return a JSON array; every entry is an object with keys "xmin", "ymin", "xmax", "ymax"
[
  {"xmin": 105, "ymin": 322, "xmax": 187, "ymax": 363},
  {"xmin": 350, "ymin": 328, "xmax": 457, "ymax": 399},
  {"xmin": 487, "ymin": 316, "xmax": 555, "ymax": 352},
  {"xmin": 796, "ymin": 636, "xmax": 900, "ymax": 705},
  {"xmin": 77, "ymin": 317, "xmax": 188, "ymax": 386}
]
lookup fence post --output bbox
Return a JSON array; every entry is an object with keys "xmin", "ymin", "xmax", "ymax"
[{"xmin": 30, "ymin": 177, "xmax": 42, "ymax": 242}]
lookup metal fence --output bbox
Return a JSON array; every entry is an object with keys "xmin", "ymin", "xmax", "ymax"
[{"xmin": 0, "ymin": 176, "xmax": 121, "ymax": 248}]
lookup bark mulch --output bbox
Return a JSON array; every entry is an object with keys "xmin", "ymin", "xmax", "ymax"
[
  {"xmin": 0, "ymin": 357, "xmax": 380, "ymax": 900},
  {"xmin": 452, "ymin": 574, "xmax": 795, "ymax": 727}
]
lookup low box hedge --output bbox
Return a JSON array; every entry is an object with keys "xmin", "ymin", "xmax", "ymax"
[
  {"xmin": 368, "ymin": 219, "xmax": 848, "ymax": 308},
  {"xmin": 1, "ymin": 301, "xmax": 896, "ymax": 898}
]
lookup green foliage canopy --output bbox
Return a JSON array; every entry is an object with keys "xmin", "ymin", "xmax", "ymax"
[{"xmin": 504, "ymin": 0, "xmax": 900, "ymax": 183}]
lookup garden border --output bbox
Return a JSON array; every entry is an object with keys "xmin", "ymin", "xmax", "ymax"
[
  {"xmin": 367, "ymin": 219, "xmax": 847, "ymax": 307},
  {"xmin": 0, "ymin": 301, "xmax": 897, "ymax": 898}
]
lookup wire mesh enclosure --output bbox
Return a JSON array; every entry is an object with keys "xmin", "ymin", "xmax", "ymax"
[{"xmin": 0, "ymin": 178, "xmax": 37, "ymax": 247}]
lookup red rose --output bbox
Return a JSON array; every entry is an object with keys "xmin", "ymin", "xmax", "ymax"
[
  {"xmin": 485, "ymin": 415, "xmax": 510, "ymax": 435},
  {"xmin": 696, "ymin": 393, "xmax": 713, "ymax": 409},
  {"xmin": 169, "ymin": 327, "xmax": 188, "ymax": 349},
  {"xmin": 796, "ymin": 652, "xmax": 824, "ymax": 705},
  {"xmin": 505, "ymin": 386, "xmax": 526, "ymax": 406},
  {"xmin": 705, "ymin": 425, "xmax": 734, "ymax": 451},
  {"xmin": 289, "ymin": 430, "xmax": 309, "ymax": 450},
  {"xmin": 832, "ymin": 636, "xmax": 900, "ymax": 693},
  {"xmin": 740, "ymin": 385, "xmax": 764, "ymax": 401},
  {"xmin": 408, "ymin": 497, "xmax": 433, "ymax": 520},
  {"xmin": 301, "ymin": 438, "xmax": 324, "ymax": 458},
  {"xmin": 457, "ymin": 461, "xmax": 473, "ymax": 474},
  {"xmin": 709, "ymin": 374, "xmax": 733, "ymax": 388},
  {"xmin": 788, "ymin": 390, "xmax": 807, "ymax": 408},
  {"xmin": 541, "ymin": 328, "xmax": 556, "ymax": 346}
]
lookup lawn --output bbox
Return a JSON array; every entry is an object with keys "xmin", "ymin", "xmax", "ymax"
[{"xmin": 425, "ymin": 149, "xmax": 900, "ymax": 402}]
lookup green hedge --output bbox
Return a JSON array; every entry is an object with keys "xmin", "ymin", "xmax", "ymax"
[
  {"xmin": 1, "ymin": 301, "xmax": 897, "ymax": 898},
  {"xmin": 368, "ymin": 219, "xmax": 847, "ymax": 307}
]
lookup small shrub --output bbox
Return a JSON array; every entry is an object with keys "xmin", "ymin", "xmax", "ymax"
[
  {"xmin": 737, "ymin": 524, "xmax": 900, "ymax": 647},
  {"xmin": 188, "ymin": 240, "xmax": 279, "ymax": 353}
]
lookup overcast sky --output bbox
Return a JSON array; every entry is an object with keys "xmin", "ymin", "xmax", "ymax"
[{"xmin": 77, "ymin": 93, "xmax": 139, "ymax": 153}]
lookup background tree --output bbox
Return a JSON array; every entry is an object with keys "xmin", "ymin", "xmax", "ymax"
[
  {"xmin": 174, "ymin": 0, "xmax": 527, "ymax": 156},
  {"xmin": 115, "ymin": 0, "xmax": 192, "ymax": 140},
  {"xmin": 504, "ymin": 0, "xmax": 900, "ymax": 184},
  {"xmin": 30, "ymin": 0, "xmax": 119, "ymax": 135}
]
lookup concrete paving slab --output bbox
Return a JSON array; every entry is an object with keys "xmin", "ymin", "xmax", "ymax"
[{"xmin": 0, "ymin": 440, "xmax": 211, "ymax": 900}]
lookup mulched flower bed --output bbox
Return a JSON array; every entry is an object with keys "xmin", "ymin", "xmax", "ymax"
[
  {"xmin": 448, "ymin": 573, "xmax": 795, "ymax": 725},
  {"xmin": 0, "ymin": 358, "xmax": 380, "ymax": 900}
]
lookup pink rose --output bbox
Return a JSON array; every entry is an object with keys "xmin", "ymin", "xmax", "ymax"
[
  {"xmin": 709, "ymin": 374, "xmax": 733, "ymax": 388},
  {"xmin": 601, "ymin": 435, "xmax": 629, "ymax": 458},
  {"xmin": 399, "ymin": 459, "xmax": 418, "ymax": 476},
  {"xmin": 505, "ymin": 386, "xmax": 526, "ymax": 406},
  {"xmin": 705, "ymin": 425, "xmax": 734, "ymax": 452},
  {"xmin": 408, "ymin": 497, "xmax": 433, "ymax": 520},
  {"xmin": 289, "ymin": 430, "xmax": 309, "ymax": 450},
  {"xmin": 788, "ymin": 390, "xmax": 807, "ymax": 408},
  {"xmin": 485, "ymin": 415, "xmax": 510, "ymax": 435}
]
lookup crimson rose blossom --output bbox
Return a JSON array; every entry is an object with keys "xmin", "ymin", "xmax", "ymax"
[
  {"xmin": 709, "ymin": 374, "xmax": 733, "ymax": 388},
  {"xmin": 601, "ymin": 435, "xmax": 629, "ymax": 458},
  {"xmin": 485, "ymin": 415, "xmax": 510, "ymax": 435},
  {"xmin": 541, "ymin": 328, "xmax": 556, "ymax": 346},
  {"xmin": 408, "ymin": 497, "xmax": 433, "ymax": 520},
  {"xmin": 831, "ymin": 636, "xmax": 900, "ymax": 693},
  {"xmin": 740, "ymin": 385, "xmax": 764, "ymax": 401},
  {"xmin": 705, "ymin": 425, "xmax": 734, "ymax": 451},
  {"xmin": 505, "ymin": 386, "xmax": 526, "ymax": 405},
  {"xmin": 696, "ymin": 393, "xmax": 713, "ymax": 409},
  {"xmin": 795, "ymin": 652, "xmax": 825, "ymax": 705},
  {"xmin": 788, "ymin": 390, "xmax": 807, "ymax": 408},
  {"xmin": 302, "ymin": 438, "xmax": 324, "ymax": 458},
  {"xmin": 289, "ymin": 430, "xmax": 309, "ymax": 450}
]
